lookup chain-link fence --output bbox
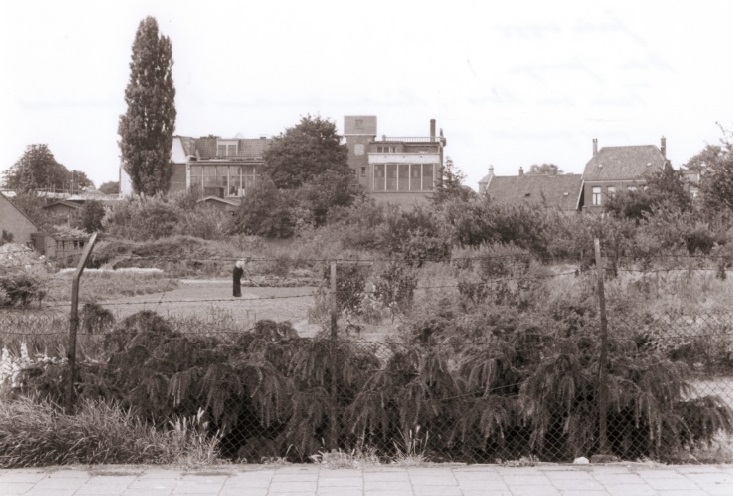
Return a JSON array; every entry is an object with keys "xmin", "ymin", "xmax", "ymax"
[{"xmin": 3, "ymin": 308, "xmax": 733, "ymax": 464}]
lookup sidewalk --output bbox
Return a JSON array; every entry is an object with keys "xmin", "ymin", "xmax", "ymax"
[{"xmin": 1, "ymin": 463, "xmax": 732, "ymax": 496}]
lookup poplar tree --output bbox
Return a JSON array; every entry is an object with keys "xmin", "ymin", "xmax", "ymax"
[{"xmin": 118, "ymin": 16, "xmax": 176, "ymax": 196}]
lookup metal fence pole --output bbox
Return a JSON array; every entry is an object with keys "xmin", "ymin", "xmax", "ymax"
[
  {"xmin": 329, "ymin": 261, "xmax": 339, "ymax": 449},
  {"xmin": 66, "ymin": 232, "xmax": 98, "ymax": 414},
  {"xmin": 594, "ymin": 237, "xmax": 610, "ymax": 454},
  {"xmin": 330, "ymin": 262, "xmax": 338, "ymax": 339}
]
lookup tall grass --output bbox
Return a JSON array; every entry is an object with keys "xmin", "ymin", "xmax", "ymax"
[{"xmin": 0, "ymin": 396, "xmax": 222, "ymax": 468}]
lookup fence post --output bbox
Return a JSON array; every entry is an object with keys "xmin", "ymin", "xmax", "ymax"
[
  {"xmin": 330, "ymin": 262, "xmax": 338, "ymax": 339},
  {"xmin": 594, "ymin": 237, "xmax": 610, "ymax": 454},
  {"xmin": 328, "ymin": 261, "xmax": 339, "ymax": 450},
  {"xmin": 66, "ymin": 232, "xmax": 98, "ymax": 414}
]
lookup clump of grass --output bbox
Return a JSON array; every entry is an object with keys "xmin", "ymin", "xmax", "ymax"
[
  {"xmin": 310, "ymin": 446, "xmax": 381, "ymax": 468},
  {"xmin": 0, "ymin": 397, "xmax": 222, "ymax": 468},
  {"xmin": 391, "ymin": 426, "xmax": 430, "ymax": 466}
]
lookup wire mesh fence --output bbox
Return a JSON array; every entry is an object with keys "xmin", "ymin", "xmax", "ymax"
[{"xmin": 2, "ymin": 308, "xmax": 733, "ymax": 464}]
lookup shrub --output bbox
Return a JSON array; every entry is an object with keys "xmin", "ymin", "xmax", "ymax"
[
  {"xmin": 106, "ymin": 196, "xmax": 181, "ymax": 241},
  {"xmin": 228, "ymin": 180, "xmax": 295, "ymax": 238},
  {"xmin": 0, "ymin": 271, "xmax": 44, "ymax": 308},
  {"xmin": 72, "ymin": 200, "xmax": 105, "ymax": 233}
]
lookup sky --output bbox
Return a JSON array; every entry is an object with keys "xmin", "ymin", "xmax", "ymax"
[{"xmin": 2, "ymin": 0, "xmax": 733, "ymax": 191}]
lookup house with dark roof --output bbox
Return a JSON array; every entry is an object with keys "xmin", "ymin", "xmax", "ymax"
[
  {"xmin": 120, "ymin": 135, "xmax": 272, "ymax": 200},
  {"xmin": 480, "ymin": 166, "xmax": 583, "ymax": 215},
  {"xmin": 580, "ymin": 137, "xmax": 669, "ymax": 213}
]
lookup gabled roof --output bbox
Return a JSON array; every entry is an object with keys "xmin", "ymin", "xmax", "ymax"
[
  {"xmin": 485, "ymin": 173, "xmax": 583, "ymax": 212},
  {"xmin": 187, "ymin": 137, "xmax": 273, "ymax": 160},
  {"xmin": 0, "ymin": 191, "xmax": 40, "ymax": 230},
  {"xmin": 583, "ymin": 145, "xmax": 666, "ymax": 181},
  {"xmin": 197, "ymin": 196, "xmax": 241, "ymax": 207},
  {"xmin": 43, "ymin": 200, "xmax": 82, "ymax": 210}
]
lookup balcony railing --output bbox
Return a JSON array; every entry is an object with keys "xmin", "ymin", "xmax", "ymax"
[{"xmin": 377, "ymin": 137, "xmax": 442, "ymax": 143}]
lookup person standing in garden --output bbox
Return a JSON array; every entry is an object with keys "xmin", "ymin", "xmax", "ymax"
[{"xmin": 233, "ymin": 260, "xmax": 244, "ymax": 297}]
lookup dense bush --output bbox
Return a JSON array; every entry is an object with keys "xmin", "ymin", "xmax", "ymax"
[{"xmin": 13, "ymin": 307, "xmax": 732, "ymax": 464}]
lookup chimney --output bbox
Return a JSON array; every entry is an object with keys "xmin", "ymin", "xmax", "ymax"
[
  {"xmin": 518, "ymin": 166, "xmax": 524, "ymax": 176},
  {"xmin": 661, "ymin": 136, "xmax": 667, "ymax": 158},
  {"xmin": 593, "ymin": 138, "xmax": 598, "ymax": 157},
  {"xmin": 488, "ymin": 164, "xmax": 494, "ymax": 177},
  {"xmin": 430, "ymin": 119, "xmax": 436, "ymax": 142}
]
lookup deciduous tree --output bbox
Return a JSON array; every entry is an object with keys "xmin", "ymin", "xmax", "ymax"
[
  {"xmin": 263, "ymin": 115, "xmax": 349, "ymax": 189},
  {"xmin": 3, "ymin": 145, "xmax": 67, "ymax": 192},
  {"xmin": 118, "ymin": 16, "xmax": 176, "ymax": 196}
]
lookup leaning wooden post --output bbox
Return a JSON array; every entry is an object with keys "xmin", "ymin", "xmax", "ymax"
[
  {"xmin": 66, "ymin": 232, "xmax": 98, "ymax": 414},
  {"xmin": 594, "ymin": 237, "xmax": 610, "ymax": 454}
]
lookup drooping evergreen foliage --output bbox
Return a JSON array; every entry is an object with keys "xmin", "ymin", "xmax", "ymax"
[
  {"xmin": 118, "ymin": 16, "xmax": 176, "ymax": 196},
  {"xmin": 14, "ymin": 305, "xmax": 733, "ymax": 463}
]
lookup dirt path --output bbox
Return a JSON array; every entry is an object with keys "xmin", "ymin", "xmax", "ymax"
[{"xmin": 97, "ymin": 279, "xmax": 323, "ymax": 337}]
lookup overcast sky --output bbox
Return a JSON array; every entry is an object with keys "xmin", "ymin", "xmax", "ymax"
[{"xmin": 2, "ymin": 0, "xmax": 732, "ymax": 191}]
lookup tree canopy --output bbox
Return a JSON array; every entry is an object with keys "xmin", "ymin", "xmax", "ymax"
[
  {"xmin": 690, "ymin": 137, "xmax": 733, "ymax": 214},
  {"xmin": 118, "ymin": 16, "xmax": 176, "ymax": 196},
  {"xmin": 604, "ymin": 166, "xmax": 691, "ymax": 222},
  {"xmin": 2, "ymin": 144, "xmax": 93, "ymax": 192},
  {"xmin": 99, "ymin": 181, "xmax": 121, "ymax": 195},
  {"xmin": 262, "ymin": 115, "xmax": 349, "ymax": 189},
  {"xmin": 431, "ymin": 156, "xmax": 476, "ymax": 205},
  {"xmin": 527, "ymin": 163, "xmax": 563, "ymax": 175}
]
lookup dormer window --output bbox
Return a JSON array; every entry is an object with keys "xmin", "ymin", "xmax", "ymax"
[{"xmin": 216, "ymin": 140, "xmax": 238, "ymax": 157}]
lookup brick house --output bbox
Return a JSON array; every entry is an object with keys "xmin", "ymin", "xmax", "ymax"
[
  {"xmin": 479, "ymin": 165, "xmax": 583, "ymax": 215},
  {"xmin": 0, "ymin": 191, "xmax": 39, "ymax": 245},
  {"xmin": 344, "ymin": 116, "xmax": 446, "ymax": 205},
  {"xmin": 580, "ymin": 137, "xmax": 669, "ymax": 213},
  {"xmin": 120, "ymin": 135, "xmax": 272, "ymax": 199},
  {"xmin": 121, "ymin": 115, "xmax": 446, "ymax": 206}
]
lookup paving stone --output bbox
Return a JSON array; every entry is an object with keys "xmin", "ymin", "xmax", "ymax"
[
  {"xmin": 456, "ymin": 479, "xmax": 509, "ymax": 491},
  {"xmin": 76, "ymin": 483, "xmax": 131, "ymax": 495},
  {"xmin": 605, "ymin": 483, "xmax": 659, "ymax": 496},
  {"xmin": 592, "ymin": 473, "xmax": 645, "ymax": 484},
  {"xmin": 502, "ymin": 474, "xmax": 552, "ymax": 485},
  {"xmin": 642, "ymin": 476, "xmax": 701, "ymax": 490},
  {"xmin": 656, "ymin": 490, "xmax": 711, "ymax": 496},
  {"xmin": 318, "ymin": 477, "xmax": 364, "ymax": 487},
  {"xmin": 364, "ymin": 480, "xmax": 413, "ymax": 492},
  {"xmin": 272, "ymin": 472, "xmax": 320, "ymax": 482},
  {"xmin": 172, "ymin": 482, "xmax": 225, "ymax": 494},
  {"xmin": 0, "ymin": 482, "xmax": 36, "ymax": 495},
  {"xmin": 0, "ymin": 472, "xmax": 48, "ymax": 483},
  {"xmin": 363, "ymin": 471, "xmax": 410, "ymax": 481},
  {"xmin": 551, "ymin": 478, "xmax": 606, "ymax": 491},
  {"xmin": 269, "ymin": 480, "xmax": 318, "ymax": 492},
  {"xmin": 509, "ymin": 485, "xmax": 561, "ymax": 496},
  {"xmin": 543, "ymin": 470, "xmax": 595, "ymax": 480}
]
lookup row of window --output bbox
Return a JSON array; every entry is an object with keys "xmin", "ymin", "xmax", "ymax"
[
  {"xmin": 216, "ymin": 144, "xmax": 238, "ymax": 157},
  {"xmin": 189, "ymin": 165, "xmax": 257, "ymax": 197},
  {"xmin": 591, "ymin": 185, "xmax": 639, "ymax": 206},
  {"xmin": 372, "ymin": 163, "xmax": 434, "ymax": 192}
]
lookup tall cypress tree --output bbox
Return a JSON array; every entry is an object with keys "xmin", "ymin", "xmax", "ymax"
[{"xmin": 118, "ymin": 17, "xmax": 176, "ymax": 196}]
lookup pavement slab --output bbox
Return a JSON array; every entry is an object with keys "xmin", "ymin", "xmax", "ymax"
[{"xmin": 0, "ymin": 463, "xmax": 731, "ymax": 495}]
